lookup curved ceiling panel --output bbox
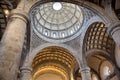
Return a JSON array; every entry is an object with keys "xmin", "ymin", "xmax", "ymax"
[{"xmin": 30, "ymin": 2, "xmax": 83, "ymax": 42}]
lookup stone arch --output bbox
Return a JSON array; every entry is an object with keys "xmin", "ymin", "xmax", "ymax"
[
  {"xmin": 82, "ymin": 22, "xmax": 115, "ymax": 56},
  {"xmin": 21, "ymin": 43, "xmax": 80, "ymax": 80},
  {"xmin": 81, "ymin": 22, "xmax": 119, "ymax": 80},
  {"xmin": 80, "ymin": 21, "xmax": 114, "ymax": 71},
  {"xmin": 23, "ymin": 43, "xmax": 80, "ymax": 68},
  {"xmin": 31, "ymin": 46, "xmax": 79, "ymax": 80}
]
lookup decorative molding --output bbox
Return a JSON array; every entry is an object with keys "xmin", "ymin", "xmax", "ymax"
[{"xmin": 9, "ymin": 9, "xmax": 29, "ymax": 23}]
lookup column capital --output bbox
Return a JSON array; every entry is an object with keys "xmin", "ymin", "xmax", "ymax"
[
  {"xmin": 107, "ymin": 21, "xmax": 120, "ymax": 36},
  {"xmin": 20, "ymin": 66, "xmax": 32, "ymax": 72},
  {"xmin": 79, "ymin": 66, "xmax": 90, "ymax": 73},
  {"xmin": 79, "ymin": 66, "xmax": 92, "ymax": 80},
  {"xmin": 20, "ymin": 66, "xmax": 32, "ymax": 80},
  {"xmin": 8, "ymin": 9, "xmax": 29, "ymax": 24}
]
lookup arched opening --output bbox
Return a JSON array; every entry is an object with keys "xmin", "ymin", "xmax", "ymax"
[
  {"xmin": 31, "ymin": 46, "xmax": 79, "ymax": 80},
  {"xmin": 81, "ymin": 22, "xmax": 119, "ymax": 80},
  {"xmin": 83, "ymin": 22, "xmax": 115, "ymax": 55},
  {"xmin": 87, "ymin": 54, "xmax": 118, "ymax": 80}
]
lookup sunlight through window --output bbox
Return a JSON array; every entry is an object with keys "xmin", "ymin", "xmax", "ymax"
[{"xmin": 53, "ymin": 2, "xmax": 62, "ymax": 10}]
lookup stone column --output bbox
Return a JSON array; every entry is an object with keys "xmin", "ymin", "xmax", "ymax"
[
  {"xmin": 0, "ymin": 8, "xmax": 29, "ymax": 80},
  {"xmin": 80, "ymin": 66, "xmax": 91, "ymax": 80},
  {"xmin": 107, "ymin": 21, "xmax": 120, "ymax": 48},
  {"xmin": 20, "ymin": 67, "xmax": 32, "ymax": 80}
]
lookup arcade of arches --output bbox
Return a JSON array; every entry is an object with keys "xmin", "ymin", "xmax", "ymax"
[{"xmin": 0, "ymin": 0, "xmax": 120, "ymax": 80}]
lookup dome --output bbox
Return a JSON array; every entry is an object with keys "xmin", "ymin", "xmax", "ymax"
[{"xmin": 31, "ymin": 2, "xmax": 83, "ymax": 42}]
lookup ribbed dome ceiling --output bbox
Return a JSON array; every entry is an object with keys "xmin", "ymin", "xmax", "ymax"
[{"xmin": 31, "ymin": 2, "xmax": 83, "ymax": 42}]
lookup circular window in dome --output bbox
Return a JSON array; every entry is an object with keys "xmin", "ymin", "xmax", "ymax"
[
  {"xmin": 53, "ymin": 2, "xmax": 62, "ymax": 10},
  {"xmin": 31, "ymin": 2, "xmax": 84, "ymax": 42}
]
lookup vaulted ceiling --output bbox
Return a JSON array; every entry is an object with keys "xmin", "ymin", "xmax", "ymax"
[
  {"xmin": 0, "ymin": 0, "xmax": 120, "ymax": 40},
  {"xmin": 0, "ymin": 0, "xmax": 120, "ymax": 80}
]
